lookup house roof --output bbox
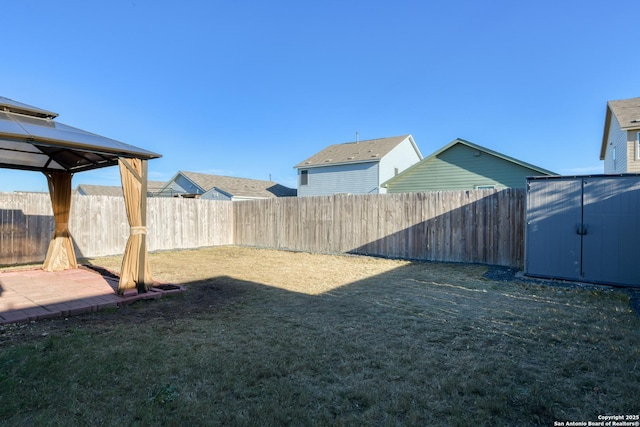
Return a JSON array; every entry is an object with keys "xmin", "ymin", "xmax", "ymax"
[
  {"xmin": 294, "ymin": 135, "xmax": 420, "ymax": 169},
  {"xmin": 168, "ymin": 171, "xmax": 296, "ymax": 198},
  {"xmin": 600, "ymin": 96, "xmax": 640, "ymax": 159},
  {"xmin": 381, "ymin": 138, "xmax": 556, "ymax": 187},
  {"xmin": 76, "ymin": 181, "xmax": 166, "ymax": 197},
  {"xmin": 0, "ymin": 96, "xmax": 161, "ymax": 173},
  {"xmin": 76, "ymin": 184, "xmax": 124, "ymax": 197},
  {"xmin": 146, "ymin": 180, "xmax": 170, "ymax": 195}
]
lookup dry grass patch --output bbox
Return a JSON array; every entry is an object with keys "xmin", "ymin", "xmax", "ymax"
[{"xmin": 1, "ymin": 246, "xmax": 639, "ymax": 425}]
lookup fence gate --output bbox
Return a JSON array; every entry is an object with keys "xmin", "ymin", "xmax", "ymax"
[{"xmin": 525, "ymin": 175, "xmax": 640, "ymax": 287}]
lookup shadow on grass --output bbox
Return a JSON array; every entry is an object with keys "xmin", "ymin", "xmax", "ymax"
[{"xmin": 2, "ymin": 257, "xmax": 640, "ymax": 425}]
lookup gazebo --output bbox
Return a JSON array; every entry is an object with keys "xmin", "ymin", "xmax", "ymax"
[{"xmin": 0, "ymin": 96, "xmax": 161, "ymax": 295}]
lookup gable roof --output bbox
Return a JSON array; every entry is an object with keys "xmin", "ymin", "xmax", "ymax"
[
  {"xmin": 295, "ymin": 134, "xmax": 420, "ymax": 169},
  {"xmin": 76, "ymin": 181, "xmax": 166, "ymax": 197},
  {"xmin": 146, "ymin": 180, "xmax": 171, "ymax": 195},
  {"xmin": 382, "ymin": 138, "xmax": 556, "ymax": 187},
  {"xmin": 600, "ymin": 96, "xmax": 640, "ymax": 159},
  {"xmin": 166, "ymin": 171, "xmax": 296, "ymax": 198}
]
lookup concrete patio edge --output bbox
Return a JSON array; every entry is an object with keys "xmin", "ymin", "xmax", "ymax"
[{"xmin": 0, "ymin": 266, "xmax": 185, "ymax": 325}]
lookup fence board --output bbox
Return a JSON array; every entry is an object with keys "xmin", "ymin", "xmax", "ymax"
[
  {"xmin": 0, "ymin": 193, "xmax": 234, "ymax": 265},
  {"xmin": 1, "ymin": 189, "xmax": 525, "ymax": 268},
  {"xmin": 233, "ymin": 189, "xmax": 525, "ymax": 268}
]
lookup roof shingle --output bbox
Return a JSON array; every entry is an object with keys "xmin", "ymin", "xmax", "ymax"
[
  {"xmin": 608, "ymin": 97, "xmax": 640, "ymax": 130},
  {"xmin": 179, "ymin": 171, "xmax": 296, "ymax": 198},
  {"xmin": 77, "ymin": 181, "xmax": 166, "ymax": 197},
  {"xmin": 295, "ymin": 135, "xmax": 413, "ymax": 168}
]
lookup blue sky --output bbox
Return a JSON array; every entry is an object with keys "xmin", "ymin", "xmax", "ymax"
[{"xmin": 1, "ymin": 0, "xmax": 638, "ymax": 192}]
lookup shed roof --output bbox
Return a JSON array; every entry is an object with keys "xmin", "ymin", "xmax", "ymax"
[
  {"xmin": 0, "ymin": 96, "xmax": 161, "ymax": 173},
  {"xmin": 295, "ymin": 135, "xmax": 419, "ymax": 169},
  {"xmin": 600, "ymin": 96, "xmax": 640, "ymax": 159},
  {"xmin": 168, "ymin": 171, "xmax": 296, "ymax": 198}
]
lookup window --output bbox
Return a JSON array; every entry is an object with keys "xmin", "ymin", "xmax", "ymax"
[
  {"xmin": 637, "ymin": 132, "xmax": 640, "ymax": 160},
  {"xmin": 475, "ymin": 184, "xmax": 496, "ymax": 190},
  {"xmin": 300, "ymin": 170, "xmax": 308, "ymax": 186},
  {"xmin": 613, "ymin": 146, "xmax": 617, "ymax": 170}
]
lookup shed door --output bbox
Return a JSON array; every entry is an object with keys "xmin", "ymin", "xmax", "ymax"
[
  {"xmin": 525, "ymin": 178, "xmax": 582, "ymax": 281},
  {"xmin": 581, "ymin": 177, "xmax": 640, "ymax": 285},
  {"xmin": 526, "ymin": 176, "xmax": 640, "ymax": 287}
]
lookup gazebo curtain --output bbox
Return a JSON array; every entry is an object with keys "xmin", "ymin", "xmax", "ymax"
[
  {"xmin": 118, "ymin": 157, "xmax": 153, "ymax": 294},
  {"xmin": 42, "ymin": 171, "xmax": 78, "ymax": 271}
]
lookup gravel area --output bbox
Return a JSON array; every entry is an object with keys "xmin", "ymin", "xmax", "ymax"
[{"xmin": 483, "ymin": 265, "xmax": 640, "ymax": 319}]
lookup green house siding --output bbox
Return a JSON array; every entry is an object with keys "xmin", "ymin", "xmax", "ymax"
[{"xmin": 386, "ymin": 143, "xmax": 546, "ymax": 192}]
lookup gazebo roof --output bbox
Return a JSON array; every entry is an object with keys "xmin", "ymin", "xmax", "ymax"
[{"xmin": 0, "ymin": 96, "xmax": 161, "ymax": 173}]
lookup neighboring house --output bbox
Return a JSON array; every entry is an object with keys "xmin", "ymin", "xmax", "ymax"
[
  {"xmin": 294, "ymin": 134, "xmax": 422, "ymax": 196},
  {"xmin": 382, "ymin": 138, "xmax": 556, "ymax": 192},
  {"xmin": 76, "ymin": 181, "xmax": 166, "ymax": 197},
  {"xmin": 157, "ymin": 171, "xmax": 296, "ymax": 201},
  {"xmin": 600, "ymin": 96, "xmax": 640, "ymax": 173}
]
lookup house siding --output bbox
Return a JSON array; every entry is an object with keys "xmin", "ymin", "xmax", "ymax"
[
  {"xmin": 378, "ymin": 138, "xmax": 422, "ymax": 194},
  {"xmin": 627, "ymin": 130, "xmax": 640, "ymax": 173},
  {"xmin": 298, "ymin": 162, "xmax": 379, "ymax": 196},
  {"xmin": 162, "ymin": 174, "xmax": 204, "ymax": 197},
  {"xmin": 604, "ymin": 116, "xmax": 628, "ymax": 173},
  {"xmin": 386, "ymin": 143, "xmax": 546, "ymax": 192},
  {"xmin": 200, "ymin": 189, "xmax": 232, "ymax": 201}
]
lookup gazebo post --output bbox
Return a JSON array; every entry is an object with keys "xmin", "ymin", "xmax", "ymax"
[
  {"xmin": 0, "ymin": 96, "xmax": 161, "ymax": 284},
  {"xmin": 138, "ymin": 159, "xmax": 148, "ymax": 289}
]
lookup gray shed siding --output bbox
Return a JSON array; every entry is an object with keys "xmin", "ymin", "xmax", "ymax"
[
  {"xmin": 525, "ymin": 174, "xmax": 640, "ymax": 287},
  {"xmin": 298, "ymin": 162, "xmax": 379, "ymax": 196},
  {"xmin": 525, "ymin": 178, "xmax": 583, "ymax": 280},
  {"xmin": 387, "ymin": 143, "xmax": 544, "ymax": 192}
]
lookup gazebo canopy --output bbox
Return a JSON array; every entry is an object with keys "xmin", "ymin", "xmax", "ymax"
[
  {"xmin": 0, "ymin": 96, "xmax": 161, "ymax": 295},
  {"xmin": 0, "ymin": 96, "xmax": 160, "ymax": 172}
]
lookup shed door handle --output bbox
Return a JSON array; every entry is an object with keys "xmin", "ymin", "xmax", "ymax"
[{"xmin": 576, "ymin": 224, "xmax": 588, "ymax": 235}]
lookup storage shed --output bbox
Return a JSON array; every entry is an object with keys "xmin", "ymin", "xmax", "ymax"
[{"xmin": 525, "ymin": 174, "xmax": 640, "ymax": 287}]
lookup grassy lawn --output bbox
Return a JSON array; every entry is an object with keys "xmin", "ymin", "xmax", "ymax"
[{"xmin": 1, "ymin": 246, "xmax": 639, "ymax": 426}]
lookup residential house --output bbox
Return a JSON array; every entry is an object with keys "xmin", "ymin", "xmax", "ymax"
[
  {"xmin": 157, "ymin": 171, "xmax": 296, "ymax": 201},
  {"xmin": 382, "ymin": 138, "xmax": 556, "ymax": 192},
  {"xmin": 294, "ymin": 134, "xmax": 422, "ymax": 196},
  {"xmin": 76, "ymin": 181, "xmax": 166, "ymax": 197},
  {"xmin": 600, "ymin": 96, "xmax": 640, "ymax": 173}
]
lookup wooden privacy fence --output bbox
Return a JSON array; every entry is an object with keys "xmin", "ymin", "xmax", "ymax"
[
  {"xmin": 1, "ymin": 189, "xmax": 525, "ymax": 268},
  {"xmin": 0, "ymin": 193, "xmax": 53, "ymax": 265},
  {"xmin": 235, "ymin": 189, "xmax": 525, "ymax": 268},
  {"xmin": 0, "ymin": 193, "xmax": 234, "ymax": 265}
]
